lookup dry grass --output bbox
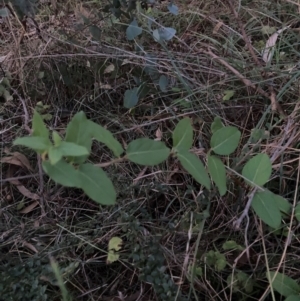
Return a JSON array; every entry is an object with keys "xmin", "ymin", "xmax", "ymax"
[{"xmin": 1, "ymin": 0, "xmax": 300, "ymax": 300}]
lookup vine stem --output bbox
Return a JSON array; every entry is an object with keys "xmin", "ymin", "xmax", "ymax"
[{"xmin": 95, "ymin": 157, "xmax": 125, "ymax": 167}]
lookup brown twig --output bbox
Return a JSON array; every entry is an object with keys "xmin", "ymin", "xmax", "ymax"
[
  {"xmin": 233, "ymin": 188, "xmax": 258, "ymax": 230},
  {"xmin": 37, "ymin": 155, "xmax": 46, "ymax": 216},
  {"xmin": 205, "ymin": 48, "xmax": 286, "ymax": 117},
  {"xmin": 226, "ymin": 0, "xmax": 286, "ymax": 117},
  {"xmin": 227, "ymin": 0, "xmax": 261, "ymax": 66},
  {"xmin": 95, "ymin": 157, "xmax": 125, "ymax": 167},
  {"xmin": 10, "ymin": 88, "xmax": 31, "ymax": 133},
  {"xmin": 0, "ymin": 173, "xmax": 39, "ymax": 183}
]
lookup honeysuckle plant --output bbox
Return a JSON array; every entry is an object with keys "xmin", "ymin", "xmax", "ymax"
[{"xmin": 14, "ymin": 111, "xmax": 291, "ymax": 230}]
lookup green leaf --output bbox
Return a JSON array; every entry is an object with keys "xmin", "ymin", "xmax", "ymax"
[
  {"xmin": 211, "ymin": 117, "xmax": 223, "ymax": 134},
  {"xmin": 138, "ymin": 83, "xmax": 151, "ymax": 99},
  {"xmin": 89, "ymin": 25, "xmax": 101, "ymax": 40},
  {"xmin": 65, "ymin": 111, "xmax": 89, "ymax": 145},
  {"xmin": 223, "ymin": 90, "xmax": 235, "ymax": 101},
  {"xmin": 124, "ymin": 87, "xmax": 139, "ymax": 108},
  {"xmin": 267, "ymin": 271, "xmax": 300, "ymax": 297},
  {"xmin": 242, "ymin": 153, "xmax": 272, "ymax": 186},
  {"xmin": 205, "ymin": 250, "xmax": 216, "ymax": 265},
  {"xmin": 48, "ymin": 142, "xmax": 88, "ymax": 165},
  {"xmin": 177, "ymin": 150, "xmax": 211, "ymax": 189},
  {"xmin": 78, "ymin": 163, "xmax": 116, "ymax": 205},
  {"xmin": 153, "ymin": 27, "xmax": 176, "ymax": 42},
  {"xmin": 261, "ymin": 25, "xmax": 277, "ymax": 35},
  {"xmin": 228, "ymin": 272, "xmax": 254, "ymax": 293},
  {"xmin": 207, "ymin": 155, "xmax": 227, "ymax": 196},
  {"xmin": 65, "ymin": 111, "xmax": 92, "ymax": 163},
  {"xmin": 159, "ymin": 75, "xmax": 168, "ymax": 92},
  {"xmin": 42, "ymin": 160, "xmax": 81, "ymax": 187},
  {"xmin": 215, "ymin": 256, "xmax": 227, "ymax": 272},
  {"xmin": 206, "ymin": 251, "xmax": 227, "ymax": 272},
  {"xmin": 295, "ymin": 204, "xmax": 300, "ymax": 222},
  {"xmin": 251, "ymin": 191, "xmax": 282, "ymax": 229},
  {"xmin": 43, "ymin": 113, "xmax": 52, "ymax": 121},
  {"xmin": 144, "ymin": 53, "xmax": 158, "ymax": 76},
  {"xmin": 48, "ymin": 147, "xmax": 63, "ymax": 165},
  {"xmin": 52, "ymin": 131, "xmax": 62, "ymax": 146},
  {"xmin": 237, "ymin": 272, "xmax": 254, "ymax": 293},
  {"xmin": 273, "ymin": 194, "xmax": 291, "ymax": 215},
  {"xmin": 126, "ymin": 19, "xmax": 142, "ymax": 40},
  {"xmin": 167, "ymin": 3, "xmax": 179, "ymax": 15},
  {"xmin": 0, "ymin": 7, "xmax": 10, "ymax": 17},
  {"xmin": 210, "ymin": 126, "xmax": 241, "ymax": 155},
  {"xmin": 32, "ymin": 110, "xmax": 50, "ymax": 139},
  {"xmin": 127, "ymin": 138, "xmax": 170, "ymax": 166},
  {"xmin": 13, "ymin": 136, "xmax": 51, "ymax": 151},
  {"xmin": 59, "ymin": 142, "xmax": 89, "ymax": 157},
  {"xmin": 86, "ymin": 120, "xmax": 123, "ymax": 157},
  {"xmin": 153, "ymin": 29, "xmax": 160, "ymax": 42},
  {"xmin": 11, "ymin": 0, "xmax": 37, "ymax": 18},
  {"xmin": 172, "ymin": 118, "xmax": 193, "ymax": 151},
  {"xmin": 250, "ymin": 128, "xmax": 267, "ymax": 143},
  {"xmin": 195, "ymin": 266, "xmax": 203, "ymax": 277},
  {"xmin": 222, "ymin": 240, "xmax": 244, "ymax": 251},
  {"xmin": 285, "ymin": 295, "xmax": 300, "ymax": 301}
]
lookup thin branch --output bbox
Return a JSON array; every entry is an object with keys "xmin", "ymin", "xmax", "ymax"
[
  {"xmin": 225, "ymin": 0, "xmax": 286, "ymax": 117},
  {"xmin": 37, "ymin": 155, "xmax": 46, "ymax": 216},
  {"xmin": 233, "ymin": 188, "xmax": 257, "ymax": 230},
  {"xmin": 0, "ymin": 173, "xmax": 39, "ymax": 183},
  {"xmin": 95, "ymin": 157, "xmax": 125, "ymax": 167},
  {"xmin": 205, "ymin": 48, "xmax": 286, "ymax": 117},
  {"xmin": 227, "ymin": 0, "xmax": 261, "ymax": 66},
  {"xmin": 11, "ymin": 88, "xmax": 31, "ymax": 133}
]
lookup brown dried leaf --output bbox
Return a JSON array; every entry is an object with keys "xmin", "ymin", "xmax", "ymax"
[
  {"xmin": 99, "ymin": 83, "xmax": 112, "ymax": 89},
  {"xmin": 15, "ymin": 184, "xmax": 40, "ymax": 200},
  {"xmin": 19, "ymin": 201, "xmax": 39, "ymax": 214},
  {"xmin": 262, "ymin": 27, "xmax": 289, "ymax": 63},
  {"xmin": 23, "ymin": 241, "xmax": 38, "ymax": 253},
  {"xmin": 34, "ymin": 219, "xmax": 40, "ymax": 228},
  {"xmin": 6, "ymin": 166, "xmax": 20, "ymax": 185},
  {"xmin": 213, "ymin": 21, "xmax": 223, "ymax": 35},
  {"xmin": 75, "ymin": 4, "xmax": 93, "ymax": 23},
  {"xmin": 104, "ymin": 64, "xmax": 115, "ymax": 74},
  {"xmin": 1, "ymin": 152, "xmax": 33, "ymax": 171},
  {"xmin": 6, "ymin": 167, "xmax": 40, "ymax": 201},
  {"xmin": 155, "ymin": 128, "xmax": 162, "ymax": 141},
  {"xmin": 6, "ymin": 159, "xmax": 40, "ymax": 201}
]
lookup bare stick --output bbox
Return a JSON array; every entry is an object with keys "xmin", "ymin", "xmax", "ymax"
[
  {"xmin": 0, "ymin": 173, "xmax": 40, "ymax": 183},
  {"xmin": 11, "ymin": 88, "xmax": 31, "ymax": 133},
  {"xmin": 37, "ymin": 155, "xmax": 46, "ymax": 216},
  {"xmin": 233, "ymin": 188, "xmax": 257, "ymax": 230},
  {"xmin": 227, "ymin": 0, "xmax": 261, "ymax": 66},
  {"xmin": 205, "ymin": 48, "xmax": 286, "ymax": 116},
  {"xmin": 95, "ymin": 157, "xmax": 125, "ymax": 167},
  {"xmin": 224, "ymin": 0, "xmax": 286, "ymax": 116}
]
